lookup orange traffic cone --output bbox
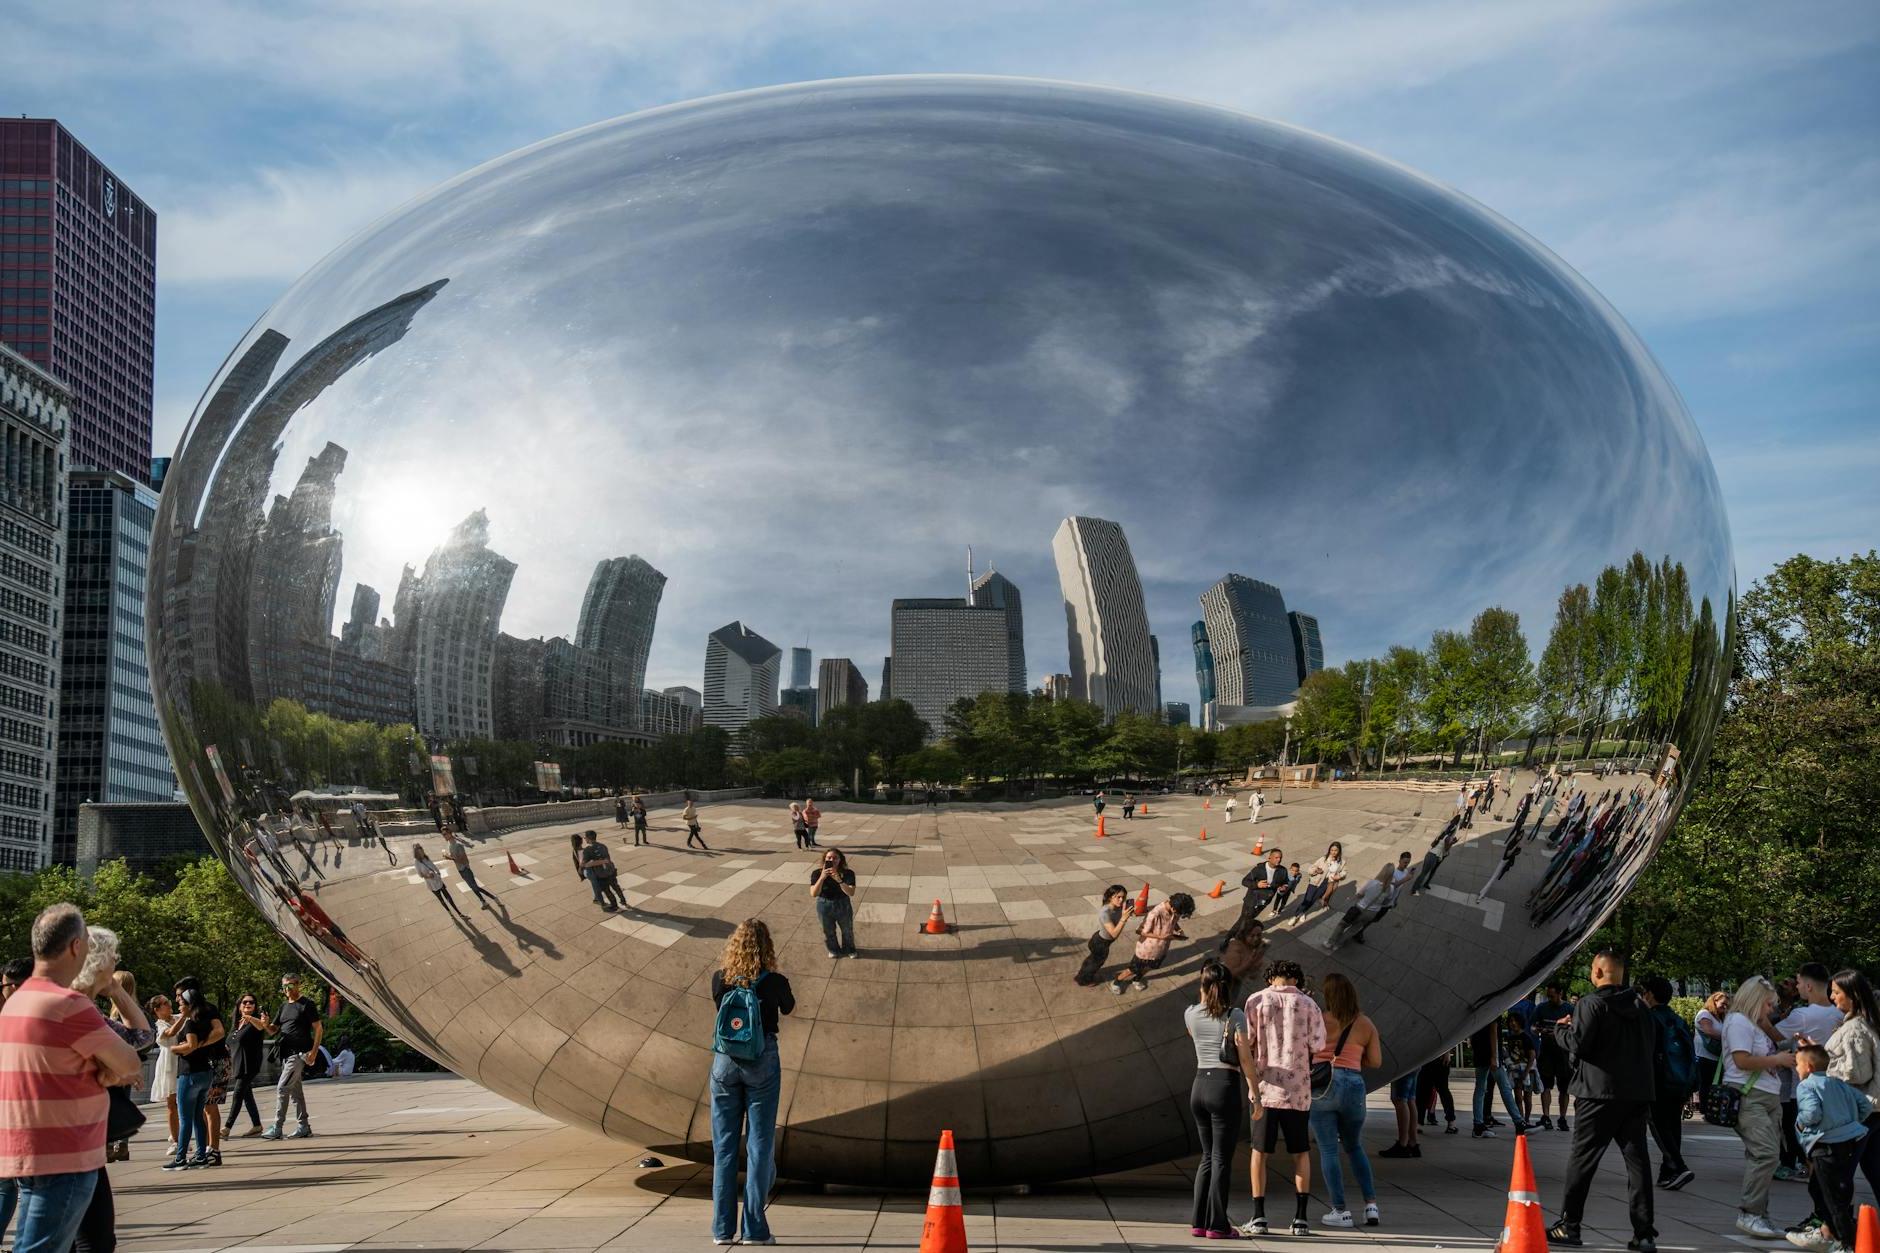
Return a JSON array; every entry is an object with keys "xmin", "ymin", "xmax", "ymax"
[
  {"xmin": 923, "ymin": 900, "xmax": 950, "ymax": 935},
  {"xmin": 1855, "ymin": 1203, "xmax": 1878, "ymax": 1253},
  {"xmin": 918, "ymin": 1129, "xmax": 967, "ymax": 1253},
  {"xmin": 1133, "ymin": 883, "xmax": 1151, "ymax": 917},
  {"xmin": 1493, "ymin": 1134, "xmax": 1547, "ymax": 1253},
  {"xmin": 1252, "ymin": 833, "xmax": 1264, "ymax": 856},
  {"xmin": 1095, "ymin": 814, "xmax": 1107, "ymax": 839},
  {"xmin": 1204, "ymin": 798, "xmax": 1211, "ymax": 810},
  {"xmin": 1198, "ymin": 826, "xmax": 1208, "ymax": 842},
  {"xmin": 506, "ymin": 851, "xmax": 525, "ymax": 877},
  {"xmin": 1140, "ymin": 801, "xmax": 1150, "ymax": 817},
  {"xmin": 1208, "ymin": 880, "xmax": 1224, "ymax": 899}
]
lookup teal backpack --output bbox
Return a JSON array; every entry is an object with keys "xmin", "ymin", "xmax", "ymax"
[{"xmin": 713, "ymin": 972, "xmax": 769, "ymax": 1062}]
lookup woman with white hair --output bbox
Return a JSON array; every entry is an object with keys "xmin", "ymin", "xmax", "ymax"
[{"xmin": 1720, "ymin": 974, "xmax": 1797, "ymax": 1241}]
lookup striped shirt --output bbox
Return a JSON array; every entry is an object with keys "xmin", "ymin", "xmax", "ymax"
[{"xmin": 0, "ymin": 976, "xmax": 117, "ymax": 1176}]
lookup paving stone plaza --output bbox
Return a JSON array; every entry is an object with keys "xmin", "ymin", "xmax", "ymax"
[{"xmin": 116, "ymin": 1070, "xmax": 1843, "ymax": 1251}]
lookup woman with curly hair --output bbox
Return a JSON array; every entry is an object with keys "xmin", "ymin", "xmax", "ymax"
[{"xmin": 709, "ymin": 920, "xmax": 794, "ymax": 1247}]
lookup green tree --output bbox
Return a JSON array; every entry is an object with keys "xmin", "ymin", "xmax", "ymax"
[{"xmin": 1464, "ymin": 606, "xmax": 1536, "ymax": 768}]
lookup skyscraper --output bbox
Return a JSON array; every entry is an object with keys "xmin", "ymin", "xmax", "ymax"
[
  {"xmin": 779, "ymin": 686, "xmax": 818, "ymax": 725},
  {"xmin": 1050, "ymin": 516, "xmax": 1157, "ymax": 719},
  {"xmin": 57, "ymin": 470, "xmax": 173, "ymax": 863},
  {"xmin": 1150, "ymin": 634, "xmax": 1163, "ymax": 717},
  {"xmin": 703, "ymin": 622, "xmax": 781, "ymax": 735},
  {"xmin": 246, "ymin": 443, "xmax": 347, "ymax": 711},
  {"xmin": 790, "ymin": 646, "xmax": 813, "ymax": 691},
  {"xmin": 642, "ymin": 686, "xmax": 703, "ymax": 736},
  {"xmin": 1043, "ymin": 673, "xmax": 1073, "ymax": 702},
  {"xmin": 0, "ymin": 344, "xmax": 68, "ymax": 870},
  {"xmin": 1199, "ymin": 574, "xmax": 1297, "ymax": 708},
  {"xmin": 0, "ymin": 120, "xmax": 156, "ymax": 483},
  {"xmin": 890, "ymin": 599, "xmax": 1012, "ymax": 741},
  {"xmin": 395, "ymin": 510, "xmax": 517, "ymax": 741},
  {"xmin": 1192, "ymin": 620, "xmax": 1215, "ymax": 706},
  {"xmin": 1164, "ymin": 702, "xmax": 1191, "ymax": 727},
  {"xmin": 817, "ymin": 657, "xmax": 869, "ymax": 723},
  {"xmin": 969, "ymin": 569, "xmax": 1027, "ymax": 693},
  {"xmin": 574, "ymin": 555, "xmax": 666, "ymax": 727},
  {"xmin": 1289, "ymin": 611, "xmax": 1324, "ymax": 685}
]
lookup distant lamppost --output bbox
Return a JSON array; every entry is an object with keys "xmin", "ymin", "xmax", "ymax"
[{"xmin": 1277, "ymin": 716, "xmax": 1293, "ymax": 802}]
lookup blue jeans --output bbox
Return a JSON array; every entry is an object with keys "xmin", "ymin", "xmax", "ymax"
[
  {"xmin": 1308, "ymin": 1069, "xmax": 1375, "ymax": 1210},
  {"xmin": 176, "ymin": 1069, "xmax": 213, "ymax": 1160},
  {"xmin": 3, "ymin": 1169, "xmax": 98, "ymax": 1253},
  {"xmin": 1473, "ymin": 1065, "xmax": 1522, "ymax": 1128},
  {"xmin": 816, "ymin": 894, "xmax": 855, "ymax": 955},
  {"xmin": 710, "ymin": 1041, "xmax": 781, "ymax": 1243}
]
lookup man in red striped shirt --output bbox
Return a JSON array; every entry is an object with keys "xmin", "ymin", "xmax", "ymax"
[{"xmin": 0, "ymin": 904, "xmax": 142, "ymax": 1253}]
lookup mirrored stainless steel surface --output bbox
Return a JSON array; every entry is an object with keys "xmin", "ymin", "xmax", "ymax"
[{"xmin": 148, "ymin": 76, "xmax": 1732, "ymax": 1186}]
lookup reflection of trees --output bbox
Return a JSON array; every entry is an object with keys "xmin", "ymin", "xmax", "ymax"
[{"xmin": 1282, "ymin": 551, "xmax": 1723, "ymax": 773}]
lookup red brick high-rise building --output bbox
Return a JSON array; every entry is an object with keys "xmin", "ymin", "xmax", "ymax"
[{"xmin": 0, "ymin": 119, "xmax": 156, "ymax": 481}]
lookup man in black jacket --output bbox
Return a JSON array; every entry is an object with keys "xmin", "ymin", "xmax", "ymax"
[
  {"xmin": 1546, "ymin": 950, "xmax": 1656, "ymax": 1252},
  {"xmin": 1235, "ymin": 849, "xmax": 1289, "ymax": 934}
]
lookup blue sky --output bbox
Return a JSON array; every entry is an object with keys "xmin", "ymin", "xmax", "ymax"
[{"xmin": 5, "ymin": 0, "xmax": 1877, "ymax": 698}]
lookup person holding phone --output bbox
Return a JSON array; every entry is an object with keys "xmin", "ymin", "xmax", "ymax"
[
  {"xmin": 262, "ymin": 973, "xmax": 322, "ymax": 1141},
  {"xmin": 808, "ymin": 849, "xmax": 857, "ymax": 958},
  {"xmin": 224, "ymin": 994, "xmax": 270, "ymax": 1137}
]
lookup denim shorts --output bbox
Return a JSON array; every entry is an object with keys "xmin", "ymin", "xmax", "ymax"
[{"xmin": 1389, "ymin": 1071, "xmax": 1418, "ymax": 1102}]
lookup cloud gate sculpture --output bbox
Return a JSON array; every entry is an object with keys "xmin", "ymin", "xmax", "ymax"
[{"xmin": 148, "ymin": 77, "xmax": 1732, "ymax": 1187}]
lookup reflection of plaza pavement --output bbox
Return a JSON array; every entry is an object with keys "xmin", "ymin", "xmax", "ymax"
[
  {"xmin": 114, "ymin": 1071, "xmax": 1811, "ymax": 1251},
  {"xmin": 270, "ymin": 778, "xmax": 1664, "ymax": 1185}
]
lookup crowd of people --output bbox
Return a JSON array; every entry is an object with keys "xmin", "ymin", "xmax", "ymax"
[{"xmin": 0, "ymin": 905, "xmax": 353, "ymax": 1250}]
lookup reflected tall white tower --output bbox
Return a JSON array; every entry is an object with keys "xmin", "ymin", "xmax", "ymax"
[{"xmin": 1051, "ymin": 516, "xmax": 1157, "ymax": 719}]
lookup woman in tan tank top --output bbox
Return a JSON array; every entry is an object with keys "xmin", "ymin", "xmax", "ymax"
[{"xmin": 1309, "ymin": 972, "xmax": 1384, "ymax": 1229}]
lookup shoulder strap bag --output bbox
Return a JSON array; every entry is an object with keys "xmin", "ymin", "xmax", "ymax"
[{"xmin": 1310, "ymin": 1020, "xmax": 1357, "ymax": 1099}]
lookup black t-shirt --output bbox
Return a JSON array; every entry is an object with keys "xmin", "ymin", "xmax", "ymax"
[
  {"xmin": 276, "ymin": 996, "xmax": 323, "ymax": 1052},
  {"xmin": 810, "ymin": 865, "xmax": 856, "ymax": 899},
  {"xmin": 711, "ymin": 970, "xmax": 796, "ymax": 1038},
  {"xmin": 179, "ymin": 1003, "xmax": 225, "ymax": 1074},
  {"xmin": 230, "ymin": 1017, "xmax": 266, "ymax": 1075}
]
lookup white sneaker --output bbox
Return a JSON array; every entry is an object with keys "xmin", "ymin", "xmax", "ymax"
[
  {"xmin": 1321, "ymin": 1209, "xmax": 1354, "ymax": 1228},
  {"xmin": 1363, "ymin": 1202, "xmax": 1380, "ymax": 1226},
  {"xmin": 1786, "ymin": 1229, "xmax": 1832, "ymax": 1251},
  {"xmin": 1737, "ymin": 1213, "xmax": 1783, "ymax": 1240},
  {"xmin": 1237, "ymin": 1216, "xmax": 1269, "ymax": 1237}
]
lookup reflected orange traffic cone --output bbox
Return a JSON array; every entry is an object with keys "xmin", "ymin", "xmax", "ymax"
[
  {"xmin": 1855, "ymin": 1203, "xmax": 1878, "ymax": 1253},
  {"xmin": 923, "ymin": 900, "xmax": 950, "ymax": 935},
  {"xmin": 1493, "ymin": 1134, "xmax": 1547, "ymax": 1253},
  {"xmin": 1198, "ymin": 826, "xmax": 1208, "ymax": 842},
  {"xmin": 1095, "ymin": 814, "xmax": 1107, "ymax": 839},
  {"xmin": 1204, "ymin": 798, "xmax": 1211, "ymax": 810},
  {"xmin": 918, "ymin": 1129, "xmax": 968, "ymax": 1253},
  {"xmin": 1208, "ymin": 880, "xmax": 1224, "ymax": 899},
  {"xmin": 506, "ymin": 851, "xmax": 525, "ymax": 877},
  {"xmin": 1134, "ymin": 884, "xmax": 1151, "ymax": 916}
]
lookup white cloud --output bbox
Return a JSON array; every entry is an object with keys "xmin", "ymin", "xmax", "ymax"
[{"xmin": 158, "ymin": 162, "xmax": 458, "ymax": 284}]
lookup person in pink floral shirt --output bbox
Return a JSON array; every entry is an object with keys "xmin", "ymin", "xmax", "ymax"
[{"xmin": 1237, "ymin": 958, "xmax": 1327, "ymax": 1237}]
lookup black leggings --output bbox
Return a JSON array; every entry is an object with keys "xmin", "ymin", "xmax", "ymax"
[
  {"xmin": 1418, "ymin": 1061, "xmax": 1455, "ymax": 1122},
  {"xmin": 1074, "ymin": 935, "xmax": 1113, "ymax": 985},
  {"xmin": 225, "ymin": 1071, "xmax": 262, "ymax": 1129},
  {"xmin": 72, "ymin": 1165, "xmax": 114, "ymax": 1253},
  {"xmin": 1190, "ymin": 1069, "xmax": 1244, "ymax": 1234}
]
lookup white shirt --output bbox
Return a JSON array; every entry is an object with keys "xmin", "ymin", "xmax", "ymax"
[
  {"xmin": 1386, "ymin": 866, "xmax": 1413, "ymax": 905},
  {"xmin": 1721, "ymin": 1012, "xmax": 1783, "ymax": 1096},
  {"xmin": 1354, "ymin": 878, "xmax": 1387, "ymax": 912},
  {"xmin": 1775, "ymin": 1001, "xmax": 1843, "ymax": 1045},
  {"xmin": 1694, "ymin": 1008, "xmax": 1724, "ymax": 1058},
  {"xmin": 334, "ymin": 1048, "xmax": 356, "ymax": 1078},
  {"xmin": 415, "ymin": 858, "xmax": 444, "ymax": 890}
]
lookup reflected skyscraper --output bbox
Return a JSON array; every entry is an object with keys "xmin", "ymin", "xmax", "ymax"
[
  {"xmin": 1290, "ymin": 610, "xmax": 1324, "ymax": 685},
  {"xmin": 703, "ymin": 622, "xmax": 780, "ymax": 734},
  {"xmin": 890, "ymin": 598, "xmax": 1011, "ymax": 739},
  {"xmin": 1052, "ymin": 516, "xmax": 1156, "ymax": 719},
  {"xmin": 1200, "ymin": 574, "xmax": 1298, "ymax": 709},
  {"xmin": 817, "ymin": 657, "xmax": 868, "ymax": 723},
  {"xmin": 575, "ymin": 556, "xmax": 666, "ymax": 728},
  {"xmin": 395, "ymin": 510, "xmax": 516, "ymax": 741},
  {"xmin": 968, "ymin": 569, "xmax": 1027, "ymax": 693},
  {"xmin": 247, "ymin": 443, "xmax": 347, "ymax": 710},
  {"xmin": 1192, "ymin": 620, "xmax": 1215, "ymax": 707}
]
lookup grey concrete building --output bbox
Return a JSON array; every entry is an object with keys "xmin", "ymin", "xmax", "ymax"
[
  {"xmin": 1051, "ymin": 516, "xmax": 1157, "ymax": 719},
  {"xmin": 57, "ymin": 469, "xmax": 172, "ymax": 863},
  {"xmin": 889, "ymin": 598, "xmax": 1010, "ymax": 741},
  {"xmin": 702, "ymin": 622, "xmax": 780, "ymax": 736},
  {"xmin": 816, "ymin": 657, "xmax": 868, "ymax": 723},
  {"xmin": 642, "ymin": 686, "xmax": 702, "ymax": 737},
  {"xmin": 1041, "ymin": 673, "xmax": 1072, "ymax": 703},
  {"xmin": 0, "ymin": 344, "xmax": 68, "ymax": 871}
]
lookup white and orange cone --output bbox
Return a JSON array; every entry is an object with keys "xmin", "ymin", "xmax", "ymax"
[
  {"xmin": 1493, "ymin": 1133, "xmax": 1548, "ymax": 1252},
  {"xmin": 919, "ymin": 1129, "xmax": 968, "ymax": 1253}
]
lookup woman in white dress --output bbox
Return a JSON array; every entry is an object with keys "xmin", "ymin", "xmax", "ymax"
[{"xmin": 147, "ymin": 992, "xmax": 183, "ymax": 1152}]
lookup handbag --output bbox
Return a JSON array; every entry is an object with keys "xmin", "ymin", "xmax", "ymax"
[
  {"xmin": 1700, "ymin": 1054, "xmax": 1758, "ymax": 1127},
  {"xmin": 1310, "ymin": 1021, "xmax": 1356, "ymax": 1099},
  {"xmin": 1218, "ymin": 1014, "xmax": 1244, "ymax": 1068},
  {"xmin": 106, "ymin": 1084, "xmax": 146, "ymax": 1142}
]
